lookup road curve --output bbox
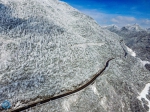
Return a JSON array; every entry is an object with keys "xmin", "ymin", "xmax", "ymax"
[{"xmin": 6, "ymin": 58, "xmax": 114, "ymax": 112}]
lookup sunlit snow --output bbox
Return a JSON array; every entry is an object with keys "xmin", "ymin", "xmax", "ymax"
[
  {"xmin": 138, "ymin": 83, "xmax": 150, "ymax": 112},
  {"xmin": 126, "ymin": 46, "xmax": 136, "ymax": 57},
  {"xmin": 62, "ymin": 94, "xmax": 79, "ymax": 112},
  {"xmin": 90, "ymin": 82, "xmax": 99, "ymax": 96},
  {"xmin": 140, "ymin": 60, "xmax": 150, "ymax": 66}
]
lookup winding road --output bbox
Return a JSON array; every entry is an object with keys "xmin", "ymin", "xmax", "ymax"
[{"xmin": 6, "ymin": 58, "xmax": 114, "ymax": 112}]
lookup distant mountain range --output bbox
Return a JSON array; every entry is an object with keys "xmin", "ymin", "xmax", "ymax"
[{"xmin": 103, "ymin": 24, "xmax": 150, "ymax": 63}]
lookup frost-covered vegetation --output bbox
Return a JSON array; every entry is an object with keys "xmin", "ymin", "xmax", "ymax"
[{"xmin": 0, "ymin": 0, "xmax": 150, "ymax": 112}]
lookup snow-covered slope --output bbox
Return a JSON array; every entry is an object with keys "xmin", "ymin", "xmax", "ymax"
[
  {"xmin": 103, "ymin": 25, "xmax": 119, "ymax": 32},
  {"xmin": 0, "ymin": 0, "xmax": 150, "ymax": 112},
  {"xmin": 147, "ymin": 28, "xmax": 150, "ymax": 33},
  {"xmin": 104, "ymin": 24, "xmax": 150, "ymax": 65},
  {"xmin": 121, "ymin": 24, "xmax": 144, "ymax": 32}
]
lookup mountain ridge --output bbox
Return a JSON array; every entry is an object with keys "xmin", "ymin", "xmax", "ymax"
[
  {"xmin": 103, "ymin": 24, "xmax": 150, "ymax": 64},
  {"xmin": 0, "ymin": 0, "xmax": 150, "ymax": 112}
]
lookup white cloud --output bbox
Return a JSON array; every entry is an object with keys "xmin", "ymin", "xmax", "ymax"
[
  {"xmin": 80, "ymin": 9, "xmax": 150, "ymax": 28},
  {"xmin": 111, "ymin": 18, "xmax": 119, "ymax": 23},
  {"xmin": 110, "ymin": 16, "xmax": 136, "ymax": 26},
  {"xmin": 142, "ymin": 19, "xmax": 150, "ymax": 24},
  {"xmin": 112, "ymin": 16, "xmax": 136, "ymax": 22}
]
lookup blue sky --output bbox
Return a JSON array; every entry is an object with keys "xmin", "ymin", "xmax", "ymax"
[{"xmin": 61, "ymin": 0, "xmax": 150, "ymax": 28}]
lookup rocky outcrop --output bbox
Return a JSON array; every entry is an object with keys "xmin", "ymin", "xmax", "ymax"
[{"xmin": 0, "ymin": 0, "xmax": 150, "ymax": 112}]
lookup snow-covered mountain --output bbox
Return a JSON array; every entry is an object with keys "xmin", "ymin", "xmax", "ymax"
[
  {"xmin": 121, "ymin": 24, "xmax": 144, "ymax": 32},
  {"xmin": 104, "ymin": 24, "xmax": 145, "ymax": 32},
  {"xmin": 104, "ymin": 24, "xmax": 150, "ymax": 64},
  {"xmin": 147, "ymin": 28, "xmax": 150, "ymax": 33},
  {"xmin": 0, "ymin": 0, "xmax": 150, "ymax": 112}
]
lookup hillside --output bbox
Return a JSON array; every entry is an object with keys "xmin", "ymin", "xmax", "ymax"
[
  {"xmin": 104, "ymin": 24, "xmax": 150, "ymax": 62},
  {"xmin": 0, "ymin": 0, "xmax": 150, "ymax": 112}
]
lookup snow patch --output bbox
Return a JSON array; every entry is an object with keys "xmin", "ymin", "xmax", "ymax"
[
  {"xmin": 136, "ymin": 57, "xmax": 150, "ymax": 67},
  {"xmin": 126, "ymin": 46, "xmax": 136, "ymax": 57},
  {"xmin": 62, "ymin": 94, "xmax": 79, "ymax": 112},
  {"xmin": 140, "ymin": 60, "xmax": 150, "ymax": 66},
  {"xmin": 138, "ymin": 83, "xmax": 150, "ymax": 112},
  {"xmin": 90, "ymin": 82, "xmax": 99, "ymax": 96}
]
